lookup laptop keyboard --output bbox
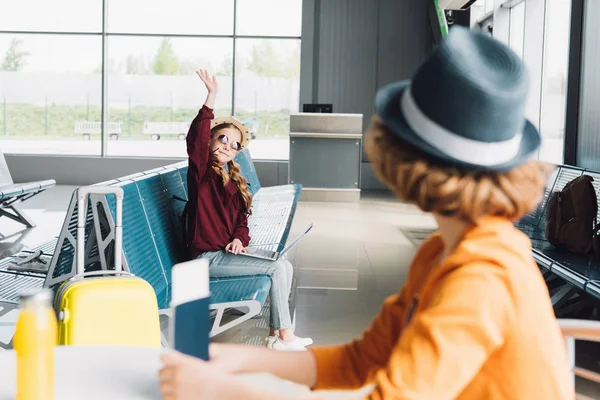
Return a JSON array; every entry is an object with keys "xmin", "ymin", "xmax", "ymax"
[{"xmin": 246, "ymin": 247, "xmax": 277, "ymax": 259}]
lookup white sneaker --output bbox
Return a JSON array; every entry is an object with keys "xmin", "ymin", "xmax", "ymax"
[
  {"xmin": 271, "ymin": 336, "xmax": 308, "ymax": 351},
  {"xmin": 266, "ymin": 335, "xmax": 313, "ymax": 349},
  {"xmin": 266, "ymin": 335, "xmax": 277, "ymax": 348},
  {"xmin": 299, "ymin": 336, "xmax": 314, "ymax": 346}
]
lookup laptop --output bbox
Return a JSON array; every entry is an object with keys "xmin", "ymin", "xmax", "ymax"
[{"xmin": 237, "ymin": 223, "xmax": 313, "ymax": 261}]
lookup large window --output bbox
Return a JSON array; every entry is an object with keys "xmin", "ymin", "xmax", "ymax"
[
  {"xmin": 0, "ymin": 0, "xmax": 101, "ymax": 32},
  {"xmin": 236, "ymin": 0, "xmax": 302, "ymax": 37},
  {"xmin": 0, "ymin": 0, "xmax": 301, "ymax": 160},
  {"xmin": 0, "ymin": 34, "xmax": 102, "ymax": 155},
  {"xmin": 470, "ymin": 0, "xmax": 494, "ymax": 28},
  {"xmin": 107, "ymin": 0, "xmax": 234, "ymax": 35},
  {"xmin": 508, "ymin": 2, "xmax": 525, "ymax": 59},
  {"xmin": 539, "ymin": 0, "xmax": 571, "ymax": 164}
]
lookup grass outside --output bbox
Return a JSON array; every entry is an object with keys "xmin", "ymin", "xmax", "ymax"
[{"xmin": 0, "ymin": 103, "xmax": 291, "ymax": 139}]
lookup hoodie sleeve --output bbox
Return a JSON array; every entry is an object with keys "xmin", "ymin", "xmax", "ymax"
[
  {"xmin": 311, "ymin": 263, "xmax": 515, "ymax": 400},
  {"xmin": 232, "ymin": 208, "xmax": 251, "ymax": 247},
  {"xmin": 186, "ymin": 105, "xmax": 214, "ymax": 181}
]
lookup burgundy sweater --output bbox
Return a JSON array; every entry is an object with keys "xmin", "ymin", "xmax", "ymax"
[{"xmin": 186, "ymin": 105, "xmax": 251, "ymax": 258}]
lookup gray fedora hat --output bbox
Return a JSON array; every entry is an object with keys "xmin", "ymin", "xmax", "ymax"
[{"xmin": 375, "ymin": 26, "xmax": 540, "ymax": 171}]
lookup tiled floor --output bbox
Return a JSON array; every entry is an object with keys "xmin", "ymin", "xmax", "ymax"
[
  {"xmin": 2, "ymin": 186, "xmax": 599, "ymax": 397},
  {"xmin": 283, "ymin": 194, "xmax": 436, "ymax": 344}
]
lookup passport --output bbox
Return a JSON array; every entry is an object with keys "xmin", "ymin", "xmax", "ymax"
[{"xmin": 170, "ymin": 258, "xmax": 210, "ymax": 360}]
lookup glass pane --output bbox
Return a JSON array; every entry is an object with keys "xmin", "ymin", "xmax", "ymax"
[
  {"xmin": 234, "ymin": 38, "xmax": 300, "ymax": 160},
  {"xmin": 508, "ymin": 2, "xmax": 525, "ymax": 59},
  {"xmin": 0, "ymin": 0, "xmax": 101, "ymax": 33},
  {"xmin": 470, "ymin": 0, "xmax": 494, "ymax": 27},
  {"xmin": 470, "ymin": 0, "xmax": 487, "ymax": 26},
  {"xmin": 108, "ymin": 0, "xmax": 234, "ymax": 35},
  {"xmin": 236, "ymin": 0, "xmax": 302, "ymax": 37},
  {"xmin": 539, "ymin": 0, "xmax": 571, "ymax": 164},
  {"xmin": 106, "ymin": 36, "xmax": 233, "ymax": 157},
  {"xmin": 0, "ymin": 34, "xmax": 102, "ymax": 155},
  {"xmin": 476, "ymin": 19, "xmax": 493, "ymax": 37}
]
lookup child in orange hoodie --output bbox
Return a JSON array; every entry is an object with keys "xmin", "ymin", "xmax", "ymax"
[{"xmin": 158, "ymin": 27, "xmax": 573, "ymax": 400}]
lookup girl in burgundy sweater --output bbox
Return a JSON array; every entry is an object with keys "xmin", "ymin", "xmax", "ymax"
[{"xmin": 187, "ymin": 70, "xmax": 311, "ymax": 351}]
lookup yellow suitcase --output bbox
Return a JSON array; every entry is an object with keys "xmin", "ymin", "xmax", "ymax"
[{"xmin": 55, "ymin": 187, "xmax": 161, "ymax": 347}]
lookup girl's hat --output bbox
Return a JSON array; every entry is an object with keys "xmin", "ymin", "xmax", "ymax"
[{"xmin": 211, "ymin": 116, "xmax": 251, "ymax": 149}]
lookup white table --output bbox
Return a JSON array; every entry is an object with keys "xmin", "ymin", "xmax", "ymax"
[
  {"xmin": 0, "ymin": 346, "xmax": 370, "ymax": 399},
  {"xmin": 0, "ymin": 346, "xmax": 312, "ymax": 400},
  {"xmin": 0, "ymin": 346, "xmax": 161, "ymax": 400}
]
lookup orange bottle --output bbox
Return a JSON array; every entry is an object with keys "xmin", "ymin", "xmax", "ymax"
[{"xmin": 13, "ymin": 289, "xmax": 57, "ymax": 400}]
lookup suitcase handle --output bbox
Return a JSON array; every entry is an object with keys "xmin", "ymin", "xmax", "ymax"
[
  {"xmin": 68, "ymin": 270, "xmax": 133, "ymax": 282},
  {"xmin": 76, "ymin": 186, "xmax": 124, "ymax": 275}
]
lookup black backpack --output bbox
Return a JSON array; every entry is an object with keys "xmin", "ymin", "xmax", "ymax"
[
  {"xmin": 173, "ymin": 195, "xmax": 191, "ymax": 260},
  {"xmin": 545, "ymin": 175, "xmax": 600, "ymax": 255}
]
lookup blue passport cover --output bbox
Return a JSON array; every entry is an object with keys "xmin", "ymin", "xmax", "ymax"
[{"xmin": 173, "ymin": 296, "xmax": 210, "ymax": 360}]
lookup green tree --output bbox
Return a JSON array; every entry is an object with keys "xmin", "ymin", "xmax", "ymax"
[
  {"xmin": 179, "ymin": 59, "xmax": 200, "ymax": 76},
  {"xmin": 126, "ymin": 54, "xmax": 149, "ymax": 75},
  {"xmin": 178, "ymin": 58, "xmax": 217, "ymax": 76},
  {"xmin": 283, "ymin": 43, "xmax": 301, "ymax": 79},
  {"xmin": 1, "ymin": 38, "xmax": 30, "ymax": 71},
  {"xmin": 247, "ymin": 41, "xmax": 283, "ymax": 77},
  {"xmin": 153, "ymin": 38, "xmax": 179, "ymax": 75},
  {"xmin": 246, "ymin": 41, "xmax": 300, "ymax": 79},
  {"xmin": 92, "ymin": 58, "xmax": 122, "ymax": 74},
  {"xmin": 215, "ymin": 55, "xmax": 233, "ymax": 76}
]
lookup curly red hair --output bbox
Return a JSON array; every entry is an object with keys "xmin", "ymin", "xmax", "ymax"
[{"xmin": 210, "ymin": 124, "xmax": 252, "ymax": 211}]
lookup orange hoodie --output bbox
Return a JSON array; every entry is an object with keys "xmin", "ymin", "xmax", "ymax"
[{"xmin": 310, "ymin": 217, "xmax": 573, "ymax": 399}]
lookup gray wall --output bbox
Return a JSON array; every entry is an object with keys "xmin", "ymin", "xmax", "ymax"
[
  {"xmin": 6, "ymin": 154, "xmax": 289, "ymax": 187},
  {"xmin": 376, "ymin": 0, "xmax": 433, "ymax": 89},
  {"xmin": 576, "ymin": 0, "xmax": 600, "ymax": 169},
  {"xmin": 7, "ymin": 153, "xmax": 389, "ymax": 192},
  {"xmin": 300, "ymin": 0, "xmax": 432, "ymax": 188}
]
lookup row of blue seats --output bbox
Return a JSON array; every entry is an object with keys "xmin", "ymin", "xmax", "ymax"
[{"xmin": 0, "ymin": 149, "xmax": 302, "ymax": 343}]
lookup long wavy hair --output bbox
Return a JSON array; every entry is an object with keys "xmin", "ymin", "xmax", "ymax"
[
  {"xmin": 363, "ymin": 116, "xmax": 554, "ymax": 224},
  {"xmin": 210, "ymin": 123, "xmax": 252, "ymax": 211}
]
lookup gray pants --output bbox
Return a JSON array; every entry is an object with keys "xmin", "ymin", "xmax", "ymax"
[{"xmin": 199, "ymin": 251, "xmax": 294, "ymax": 330}]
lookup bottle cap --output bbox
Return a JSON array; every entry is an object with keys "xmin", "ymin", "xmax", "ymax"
[{"xmin": 19, "ymin": 288, "xmax": 52, "ymax": 307}]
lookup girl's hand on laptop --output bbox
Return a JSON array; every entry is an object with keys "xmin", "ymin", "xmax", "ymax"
[{"xmin": 225, "ymin": 239, "xmax": 246, "ymax": 255}]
